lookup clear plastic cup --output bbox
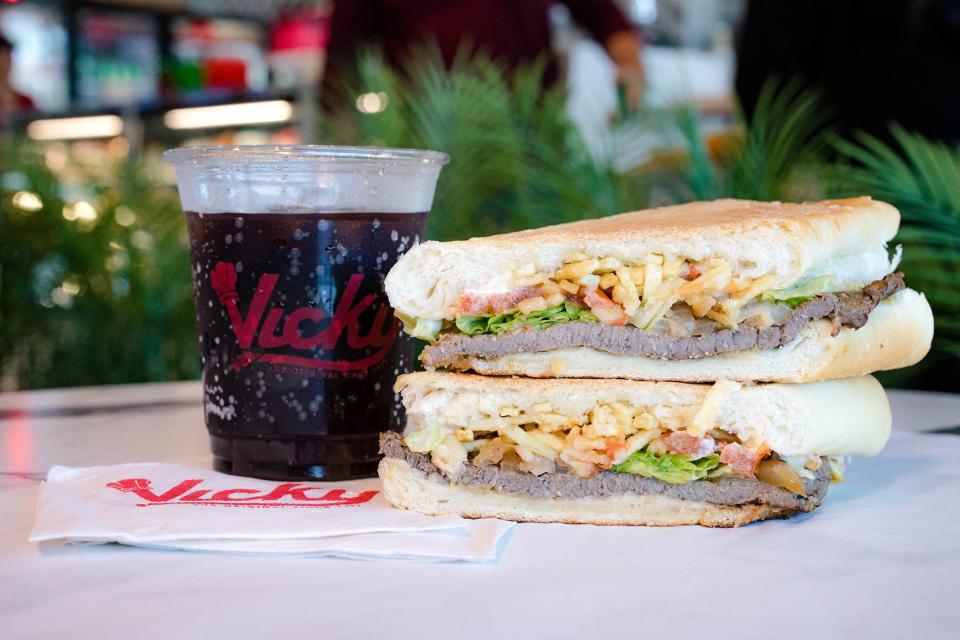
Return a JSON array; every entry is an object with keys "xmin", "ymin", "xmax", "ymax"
[{"xmin": 165, "ymin": 145, "xmax": 448, "ymax": 480}]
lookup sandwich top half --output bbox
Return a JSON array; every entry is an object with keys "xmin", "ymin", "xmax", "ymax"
[{"xmin": 385, "ymin": 197, "xmax": 933, "ymax": 383}]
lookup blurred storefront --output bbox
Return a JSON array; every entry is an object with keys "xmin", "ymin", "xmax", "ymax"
[
  {"xmin": 0, "ymin": 0, "xmax": 742, "ymax": 166},
  {"xmin": 0, "ymin": 0, "xmax": 329, "ymax": 166}
]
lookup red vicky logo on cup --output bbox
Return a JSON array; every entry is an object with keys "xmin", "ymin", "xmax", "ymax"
[
  {"xmin": 105, "ymin": 477, "xmax": 379, "ymax": 508},
  {"xmin": 209, "ymin": 261, "xmax": 400, "ymax": 373}
]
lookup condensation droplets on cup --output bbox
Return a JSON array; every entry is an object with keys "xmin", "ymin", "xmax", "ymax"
[{"xmin": 164, "ymin": 145, "xmax": 448, "ymax": 481}]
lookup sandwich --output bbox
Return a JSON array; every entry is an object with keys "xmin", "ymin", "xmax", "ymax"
[
  {"xmin": 385, "ymin": 197, "xmax": 933, "ymax": 382},
  {"xmin": 379, "ymin": 372, "xmax": 891, "ymax": 526}
]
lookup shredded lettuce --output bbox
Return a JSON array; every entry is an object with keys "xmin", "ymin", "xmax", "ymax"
[
  {"xmin": 455, "ymin": 315, "xmax": 493, "ymax": 336},
  {"xmin": 455, "ymin": 302, "xmax": 596, "ymax": 336},
  {"xmin": 888, "ymin": 244, "xmax": 903, "ymax": 271},
  {"xmin": 524, "ymin": 301, "xmax": 596, "ymax": 329},
  {"xmin": 761, "ymin": 275, "xmax": 835, "ymax": 309},
  {"xmin": 397, "ymin": 313, "xmax": 444, "ymax": 341},
  {"xmin": 488, "ymin": 310, "xmax": 525, "ymax": 333},
  {"xmin": 612, "ymin": 448, "xmax": 721, "ymax": 484},
  {"xmin": 410, "ymin": 318, "xmax": 443, "ymax": 341},
  {"xmin": 829, "ymin": 456, "xmax": 849, "ymax": 482},
  {"xmin": 797, "ymin": 245, "xmax": 900, "ymax": 291},
  {"xmin": 456, "ymin": 310, "xmax": 523, "ymax": 335},
  {"xmin": 761, "ymin": 273, "xmax": 877, "ymax": 309},
  {"xmin": 404, "ymin": 425, "xmax": 445, "ymax": 453}
]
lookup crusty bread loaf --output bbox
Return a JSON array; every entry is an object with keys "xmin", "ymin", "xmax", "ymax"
[
  {"xmin": 386, "ymin": 197, "xmax": 901, "ymax": 321},
  {"xmin": 397, "ymin": 372, "xmax": 891, "ymax": 457},
  {"xmin": 434, "ymin": 288, "xmax": 933, "ymax": 383},
  {"xmin": 378, "ymin": 458, "xmax": 817, "ymax": 527}
]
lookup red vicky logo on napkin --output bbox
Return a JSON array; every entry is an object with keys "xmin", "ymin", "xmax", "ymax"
[
  {"xmin": 105, "ymin": 477, "xmax": 378, "ymax": 509},
  {"xmin": 31, "ymin": 464, "xmax": 509, "ymax": 562}
]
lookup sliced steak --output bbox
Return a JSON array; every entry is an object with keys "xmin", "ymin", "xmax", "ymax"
[
  {"xmin": 379, "ymin": 432, "xmax": 830, "ymax": 511},
  {"xmin": 422, "ymin": 273, "xmax": 905, "ymax": 366}
]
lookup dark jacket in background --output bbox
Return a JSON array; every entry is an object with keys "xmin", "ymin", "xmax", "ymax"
[
  {"xmin": 324, "ymin": 0, "xmax": 631, "ymax": 92},
  {"xmin": 736, "ymin": 0, "xmax": 960, "ymax": 142}
]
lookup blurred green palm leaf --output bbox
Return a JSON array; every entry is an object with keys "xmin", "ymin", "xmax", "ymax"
[
  {"xmin": 0, "ymin": 142, "xmax": 196, "ymax": 389},
  {"xmin": 670, "ymin": 78, "xmax": 829, "ymax": 202},
  {"xmin": 832, "ymin": 126, "xmax": 960, "ymax": 366},
  {"xmin": 323, "ymin": 48, "xmax": 628, "ymax": 240}
]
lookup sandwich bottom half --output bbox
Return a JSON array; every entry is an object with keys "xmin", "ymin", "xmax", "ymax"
[
  {"xmin": 379, "ymin": 435, "xmax": 830, "ymax": 527},
  {"xmin": 377, "ymin": 373, "xmax": 891, "ymax": 527}
]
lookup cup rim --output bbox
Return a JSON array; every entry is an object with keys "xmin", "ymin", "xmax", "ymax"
[{"xmin": 163, "ymin": 144, "xmax": 450, "ymax": 167}]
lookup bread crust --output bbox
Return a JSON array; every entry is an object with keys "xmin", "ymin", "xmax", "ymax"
[
  {"xmin": 486, "ymin": 197, "xmax": 897, "ymax": 243},
  {"xmin": 378, "ymin": 458, "xmax": 814, "ymax": 527},
  {"xmin": 385, "ymin": 197, "xmax": 901, "ymax": 320},
  {"xmin": 432, "ymin": 289, "xmax": 933, "ymax": 383}
]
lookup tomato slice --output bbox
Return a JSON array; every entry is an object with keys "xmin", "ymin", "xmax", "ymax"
[
  {"xmin": 581, "ymin": 287, "xmax": 629, "ymax": 326},
  {"xmin": 719, "ymin": 443, "xmax": 770, "ymax": 477},
  {"xmin": 663, "ymin": 431, "xmax": 716, "ymax": 458},
  {"xmin": 458, "ymin": 286, "xmax": 540, "ymax": 315}
]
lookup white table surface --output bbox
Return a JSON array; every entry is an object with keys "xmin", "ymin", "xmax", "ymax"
[{"xmin": 1, "ymin": 381, "xmax": 959, "ymax": 639}]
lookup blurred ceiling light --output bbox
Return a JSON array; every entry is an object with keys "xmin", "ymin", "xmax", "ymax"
[
  {"xmin": 12, "ymin": 191, "xmax": 43, "ymax": 212},
  {"xmin": 50, "ymin": 287, "xmax": 74, "ymax": 309},
  {"xmin": 356, "ymin": 92, "xmax": 388, "ymax": 114},
  {"xmin": 164, "ymin": 100, "xmax": 294, "ymax": 130},
  {"xmin": 61, "ymin": 278, "xmax": 82, "ymax": 296},
  {"xmin": 115, "ymin": 206, "xmax": 136, "ymax": 227},
  {"xmin": 630, "ymin": 0, "xmax": 657, "ymax": 25},
  {"xmin": 28, "ymin": 115, "xmax": 124, "ymax": 141},
  {"xmin": 73, "ymin": 201, "xmax": 98, "ymax": 222},
  {"xmin": 131, "ymin": 229, "xmax": 154, "ymax": 250},
  {"xmin": 63, "ymin": 201, "xmax": 98, "ymax": 223},
  {"xmin": 106, "ymin": 254, "xmax": 126, "ymax": 271}
]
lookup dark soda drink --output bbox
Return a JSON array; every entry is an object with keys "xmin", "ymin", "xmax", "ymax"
[
  {"xmin": 166, "ymin": 146, "xmax": 447, "ymax": 480},
  {"xmin": 187, "ymin": 211, "xmax": 425, "ymax": 480}
]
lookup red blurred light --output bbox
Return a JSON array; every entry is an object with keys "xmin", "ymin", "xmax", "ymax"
[{"xmin": 3, "ymin": 415, "xmax": 33, "ymax": 472}]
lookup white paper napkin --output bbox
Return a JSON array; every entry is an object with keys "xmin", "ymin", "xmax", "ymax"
[{"xmin": 29, "ymin": 463, "xmax": 513, "ymax": 562}]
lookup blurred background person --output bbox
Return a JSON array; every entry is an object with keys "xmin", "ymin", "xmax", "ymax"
[
  {"xmin": 323, "ymin": 0, "xmax": 645, "ymax": 108},
  {"xmin": 0, "ymin": 36, "xmax": 34, "ymax": 133},
  {"xmin": 736, "ymin": 0, "xmax": 960, "ymax": 143}
]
